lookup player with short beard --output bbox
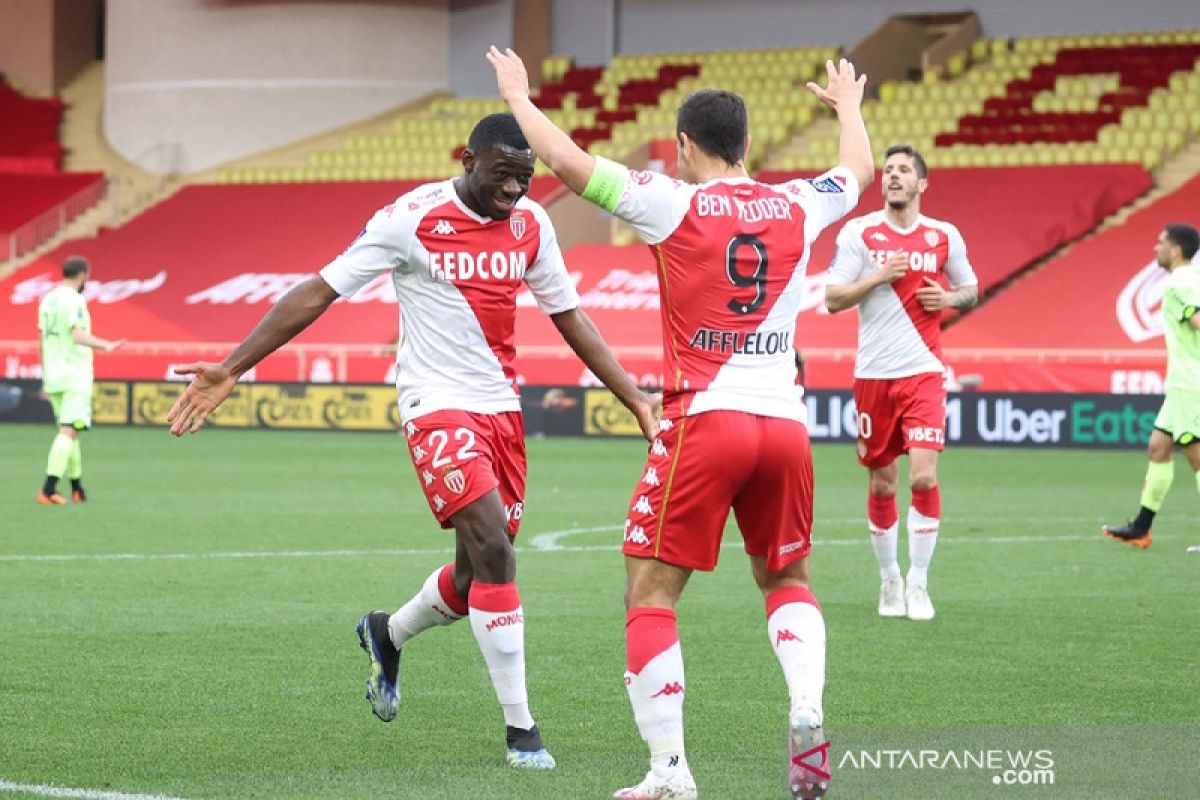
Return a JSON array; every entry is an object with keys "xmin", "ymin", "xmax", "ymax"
[
  {"xmin": 492, "ymin": 46, "xmax": 873, "ymax": 800},
  {"xmin": 824, "ymin": 144, "xmax": 979, "ymax": 622},
  {"xmin": 1104, "ymin": 222, "xmax": 1200, "ymax": 550}
]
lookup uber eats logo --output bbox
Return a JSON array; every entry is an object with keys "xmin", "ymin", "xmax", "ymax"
[
  {"xmin": 968, "ymin": 395, "xmax": 1158, "ymax": 447},
  {"xmin": 1070, "ymin": 400, "xmax": 1155, "ymax": 445}
]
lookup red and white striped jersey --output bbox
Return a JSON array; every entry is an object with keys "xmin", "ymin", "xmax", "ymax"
[
  {"xmin": 827, "ymin": 211, "xmax": 977, "ymax": 379},
  {"xmin": 320, "ymin": 180, "xmax": 579, "ymax": 422},
  {"xmin": 606, "ymin": 165, "xmax": 859, "ymax": 420}
]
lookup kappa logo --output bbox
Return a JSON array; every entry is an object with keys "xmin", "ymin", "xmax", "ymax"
[
  {"xmin": 633, "ymin": 495, "xmax": 654, "ymax": 515},
  {"xmin": 485, "ymin": 612, "xmax": 524, "ymax": 632},
  {"xmin": 775, "ymin": 629, "xmax": 802, "ymax": 646},
  {"xmin": 651, "ymin": 682, "xmax": 684, "ymax": 698},
  {"xmin": 651, "ymin": 439, "xmax": 668, "ymax": 457},
  {"xmin": 404, "ymin": 421, "xmax": 417, "ymax": 438},
  {"xmin": 624, "ymin": 524, "xmax": 650, "ymax": 545},
  {"xmin": 422, "ymin": 469, "xmax": 435, "ymax": 487},
  {"xmin": 443, "ymin": 468, "xmax": 466, "ymax": 495},
  {"xmin": 509, "ymin": 211, "xmax": 526, "ymax": 239},
  {"xmin": 432, "ymin": 219, "xmax": 457, "ymax": 236},
  {"xmin": 642, "ymin": 467, "xmax": 661, "ymax": 487},
  {"xmin": 432, "ymin": 494, "xmax": 446, "ymax": 511},
  {"xmin": 412, "ymin": 445, "xmax": 427, "ymax": 460},
  {"xmin": 658, "ymin": 418, "xmax": 674, "ymax": 431},
  {"xmin": 870, "ymin": 231, "xmax": 890, "ymax": 242}
]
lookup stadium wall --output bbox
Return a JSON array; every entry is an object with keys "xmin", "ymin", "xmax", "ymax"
[
  {"xmin": 105, "ymin": 0, "xmax": 450, "ymax": 172},
  {"xmin": 0, "ymin": 378, "xmax": 1160, "ymax": 449},
  {"xmin": 615, "ymin": 0, "xmax": 1200, "ymax": 55}
]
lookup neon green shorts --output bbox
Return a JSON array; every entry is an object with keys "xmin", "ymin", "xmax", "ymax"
[
  {"xmin": 49, "ymin": 386, "xmax": 92, "ymax": 430},
  {"xmin": 1154, "ymin": 392, "xmax": 1200, "ymax": 446}
]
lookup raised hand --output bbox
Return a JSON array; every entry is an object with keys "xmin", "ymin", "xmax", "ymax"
[
  {"xmin": 806, "ymin": 58, "xmax": 867, "ymax": 113},
  {"xmin": 487, "ymin": 45, "xmax": 530, "ymax": 103},
  {"xmin": 166, "ymin": 362, "xmax": 237, "ymax": 436}
]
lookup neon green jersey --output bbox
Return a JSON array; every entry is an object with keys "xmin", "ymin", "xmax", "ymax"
[
  {"xmin": 38, "ymin": 285, "xmax": 93, "ymax": 392},
  {"xmin": 1162, "ymin": 264, "xmax": 1200, "ymax": 393}
]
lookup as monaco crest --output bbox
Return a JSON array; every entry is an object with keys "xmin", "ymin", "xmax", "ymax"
[
  {"xmin": 509, "ymin": 212, "xmax": 526, "ymax": 239},
  {"xmin": 924, "ymin": 230, "xmax": 939, "ymax": 247},
  {"xmin": 443, "ymin": 468, "xmax": 466, "ymax": 495}
]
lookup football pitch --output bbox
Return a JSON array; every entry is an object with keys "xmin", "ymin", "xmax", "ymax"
[{"xmin": 1, "ymin": 424, "xmax": 1197, "ymax": 800}]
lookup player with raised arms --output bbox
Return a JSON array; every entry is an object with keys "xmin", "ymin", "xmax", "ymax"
[{"xmin": 490, "ymin": 46, "xmax": 872, "ymax": 799}]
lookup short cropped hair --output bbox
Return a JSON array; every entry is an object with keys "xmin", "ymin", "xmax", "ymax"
[
  {"xmin": 885, "ymin": 143, "xmax": 928, "ymax": 179},
  {"xmin": 467, "ymin": 113, "xmax": 530, "ymax": 153},
  {"xmin": 1164, "ymin": 222, "xmax": 1200, "ymax": 260},
  {"xmin": 676, "ymin": 90, "xmax": 748, "ymax": 166},
  {"xmin": 62, "ymin": 256, "xmax": 90, "ymax": 279}
]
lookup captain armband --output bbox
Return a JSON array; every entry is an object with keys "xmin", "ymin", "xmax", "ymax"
[{"xmin": 581, "ymin": 157, "xmax": 627, "ymax": 212}]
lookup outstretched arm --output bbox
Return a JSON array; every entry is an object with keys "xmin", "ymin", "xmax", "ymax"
[
  {"xmin": 166, "ymin": 275, "xmax": 340, "ymax": 436},
  {"xmin": 71, "ymin": 328, "xmax": 124, "ymax": 352},
  {"xmin": 551, "ymin": 308, "xmax": 660, "ymax": 441},
  {"xmin": 807, "ymin": 58, "xmax": 874, "ymax": 193},
  {"xmin": 488, "ymin": 46, "xmax": 596, "ymax": 195}
]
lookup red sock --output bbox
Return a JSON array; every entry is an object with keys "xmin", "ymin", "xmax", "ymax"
[
  {"xmin": 437, "ymin": 563, "xmax": 469, "ymax": 616},
  {"xmin": 626, "ymin": 607, "xmax": 679, "ymax": 674},
  {"xmin": 868, "ymin": 492, "xmax": 898, "ymax": 529},
  {"xmin": 911, "ymin": 486, "xmax": 941, "ymax": 518}
]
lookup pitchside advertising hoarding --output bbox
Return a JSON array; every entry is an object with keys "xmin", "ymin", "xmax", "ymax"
[{"xmin": 0, "ymin": 379, "xmax": 1162, "ymax": 448}]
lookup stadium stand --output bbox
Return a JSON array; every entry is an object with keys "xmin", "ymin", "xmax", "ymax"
[
  {"xmin": 0, "ymin": 178, "xmax": 564, "ymax": 382},
  {"xmin": 941, "ymin": 171, "xmax": 1200, "ymax": 391},
  {"xmin": 774, "ymin": 30, "xmax": 1200, "ymax": 172},
  {"xmin": 215, "ymin": 46, "xmax": 837, "ymax": 184},
  {"xmin": 0, "ymin": 77, "xmax": 105, "ymax": 261}
]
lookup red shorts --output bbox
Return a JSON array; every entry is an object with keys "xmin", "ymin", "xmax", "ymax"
[
  {"xmin": 852, "ymin": 372, "xmax": 946, "ymax": 468},
  {"xmin": 403, "ymin": 410, "xmax": 526, "ymax": 537},
  {"xmin": 623, "ymin": 410, "xmax": 813, "ymax": 572}
]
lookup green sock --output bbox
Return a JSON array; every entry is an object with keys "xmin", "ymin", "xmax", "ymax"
[
  {"xmin": 46, "ymin": 434, "xmax": 73, "ymax": 479},
  {"xmin": 66, "ymin": 439, "xmax": 82, "ymax": 480},
  {"xmin": 1139, "ymin": 461, "xmax": 1174, "ymax": 512}
]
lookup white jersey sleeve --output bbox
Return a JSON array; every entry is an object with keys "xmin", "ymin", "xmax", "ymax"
[
  {"xmin": 581, "ymin": 157, "xmax": 696, "ymax": 245},
  {"xmin": 522, "ymin": 201, "xmax": 580, "ymax": 315},
  {"xmin": 825, "ymin": 218, "xmax": 868, "ymax": 286},
  {"xmin": 944, "ymin": 223, "xmax": 978, "ymax": 289},
  {"xmin": 319, "ymin": 202, "xmax": 419, "ymax": 297},
  {"xmin": 780, "ymin": 166, "xmax": 861, "ymax": 242}
]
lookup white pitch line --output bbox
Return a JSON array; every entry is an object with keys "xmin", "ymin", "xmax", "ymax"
[
  {"xmin": 0, "ymin": 780, "xmax": 190, "ymax": 800},
  {"xmin": 0, "ymin": 526, "xmax": 1143, "ymax": 565}
]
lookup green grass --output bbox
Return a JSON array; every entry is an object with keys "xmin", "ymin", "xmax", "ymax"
[{"xmin": 1, "ymin": 424, "xmax": 1197, "ymax": 799}]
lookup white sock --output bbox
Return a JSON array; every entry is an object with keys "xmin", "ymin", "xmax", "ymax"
[
  {"xmin": 625, "ymin": 642, "xmax": 687, "ymax": 763},
  {"xmin": 388, "ymin": 564, "xmax": 464, "ymax": 649},
  {"xmin": 469, "ymin": 582, "xmax": 535, "ymax": 731},
  {"xmin": 906, "ymin": 506, "xmax": 940, "ymax": 588},
  {"xmin": 870, "ymin": 521, "xmax": 901, "ymax": 581},
  {"xmin": 767, "ymin": 593, "xmax": 826, "ymax": 717}
]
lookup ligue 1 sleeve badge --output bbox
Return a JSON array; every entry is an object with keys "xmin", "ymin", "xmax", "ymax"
[
  {"xmin": 509, "ymin": 211, "xmax": 526, "ymax": 239},
  {"xmin": 443, "ymin": 467, "xmax": 466, "ymax": 495}
]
